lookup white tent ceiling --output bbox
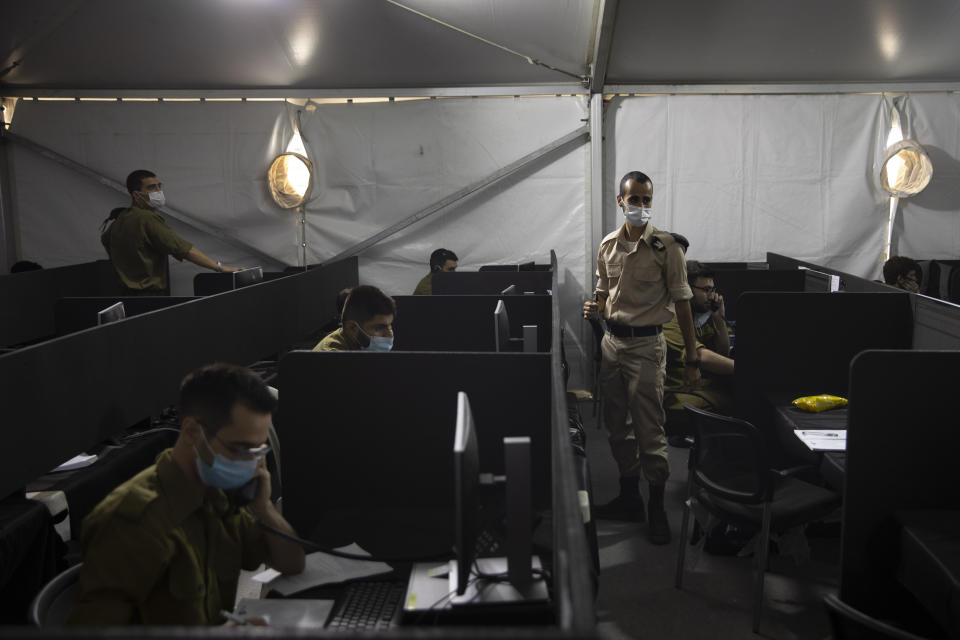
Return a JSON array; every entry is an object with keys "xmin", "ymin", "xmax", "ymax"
[{"xmin": 4, "ymin": 0, "xmax": 960, "ymax": 95}]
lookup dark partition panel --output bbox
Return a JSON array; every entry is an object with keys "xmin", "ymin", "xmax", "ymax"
[
  {"xmin": 279, "ymin": 351, "xmax": 552, "ymax": 546},
  {"xmin": 841, "ymin": 350, "xmax": 960, "ymax": 615},
  {"xmin": 193, "ymin": 271, "xmax": 289, "ymax": 296},
  {"xmin": 712, "ymin": 269, "xmax": 805, "ymax": 321},
  {"xmin": 392, "ymin": 295, "xmax": 552, "ymax": 352},
  {"xmin": 0, "ymin": 260, "xmax": 121, "ymax": 347},
  {"xmin": 735, "ymin": 292, "xmax": 913, "ymax": 457},
  {"xmin": 432, "ymin": 271, "xmax": 552, "ymax": 295},
  {"xmin": 765, "ymin": 252, "xmax": 893, "ymax": 293},
  {"xmin": 54, "ymin": 296, "xmax": 196, "ymax": 335},
  {"xmin": 912, "ymin": 295, "xmax": 960, "ymax": 349},
  {"xmin": 0, "ymin": 258, "xmax": 358, "ymax": 501}
]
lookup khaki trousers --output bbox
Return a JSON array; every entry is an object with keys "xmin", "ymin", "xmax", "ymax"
[{"xmin": 600, "ymin": 332, "xmax": 669, "ymax": 483}]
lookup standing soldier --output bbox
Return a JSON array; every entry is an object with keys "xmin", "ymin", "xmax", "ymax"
[{"xmin": 583, "ymin": 171, "xmax": 700, "ymax": 544}]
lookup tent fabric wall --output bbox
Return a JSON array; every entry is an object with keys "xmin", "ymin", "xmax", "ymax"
[
  {"xmin": 894, "ymin": 93, "xmax": 960, "ymax": 262},
  {"xmin": 606, "ymin": 93, "xmax": 900, "ymax": 279},
  {"xmin": 8, "ymin": 96, "xmax": 592, "ymax": 384}
]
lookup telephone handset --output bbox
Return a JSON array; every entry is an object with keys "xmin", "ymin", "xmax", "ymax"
[{"xmin": 230, "ymin": 477, "xmax": 260, "ymax": 509}]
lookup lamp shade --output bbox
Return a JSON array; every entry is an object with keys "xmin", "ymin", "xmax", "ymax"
[
  {"xmin": 880, "ymin": 139, "xmax": 933, "ymax": 197},
  {"xmin": 268, "ymin": 152, "xmax": 313, "ymax": 209}
]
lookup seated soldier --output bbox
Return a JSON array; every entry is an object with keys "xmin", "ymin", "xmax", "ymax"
[
  {"xmin": 882, "ymin": 255, "xmax": 921, "ymax": 293},
  {"xmin": 413, "ymin": 248, "xmax": 458, "ymax": 295},
  {"xmin": 313, "ymin": 285, "xmax": 395, "ymax": 351},
  {"xmin": 663, "ymin": 261, "xmax": 735, "ymax": 431},
  {"xmin": 69, "ymin": 363, "xmax": 305, "ymax": 625}
]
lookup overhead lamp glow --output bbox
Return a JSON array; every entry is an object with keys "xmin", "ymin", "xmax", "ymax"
[
  {"xmin": 267, "ymin": 152, "xmax": 313, "ymax": 209},
  {"xmin": 880, "ymin": 139, "xmax": 933, "ymax": 197}
]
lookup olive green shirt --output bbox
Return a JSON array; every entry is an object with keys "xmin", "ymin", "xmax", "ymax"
[
  {"xmin": 68, "ymin": 450, "xmax": 267, "ymax": 626},
  {"xmin": 312, "ymin": 327, "xmax": 358, "ymax": 351},
  {"xmin": 413, "ymin": 272, "xmax": 433, "ymax": 295},
  {"xmin": 101, "ymin": 206, "xmax": 193, "ymax": 293},
  {"xmin": 663, "ymin": 315, "xmax": 734, "ymax": 413}
]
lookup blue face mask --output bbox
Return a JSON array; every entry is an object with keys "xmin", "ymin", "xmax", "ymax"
[
  {"xmin": 356, "ymin": 324, "xmax": 394, "ymax": 352},
  {"xmin": 194, "ymin": 434, "xmax": 259, "ymax": 490}
]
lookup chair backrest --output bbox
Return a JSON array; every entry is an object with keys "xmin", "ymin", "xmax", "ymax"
[
  {"xmin": 823, "ymin": 593, "xmax": 930, "ymax": 640},
  {"xmin": 683, "ymin": 403, "xmax": 770, "ymax": 504},
  {"xmin": 29, "ymin": 563, "xmax": 83, "ymax": 627}
]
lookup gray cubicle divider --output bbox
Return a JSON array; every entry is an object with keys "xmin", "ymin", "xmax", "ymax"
[
  {"xmin": 0, "ymin": 260, "xmax": 122, "ymax": 347},
  {"xmin": 766, "ymin": 252, "xmax": 895, "ymax": 293},
  {"xmin": 911, "ymin": 294, "xmax": 960, "ymax": 349},
  {"xmin": 841, "ymin": 350, "xmax": 960, "ymax": 617},
  {"xmin": 391, "ymin": 294, "xmax": 552, "ymax": 352},
  {"xmin": 54, "ymin": 296, "xmax": 197, "ymax": 335},
  {"xmin": 0, "ymin": 257, "xmax": 358, "ymax": 501},
  {"xmin": 710, "ymin": 269, "xmax": 805, "ymax": 321},
  {"xmin": 278, "ymin": 350, "xmax": 553, "ymax": 544},
  {"xmin": 432, "ymin": 270, "xmax": 552, "ymax": 295},
  {"xmin": 193, "ymin": 271, "xmax": 289, "ymax": 296},
  {"xmin": 735, "ymin": 292, "xmax": 913, "ymax": 456}
]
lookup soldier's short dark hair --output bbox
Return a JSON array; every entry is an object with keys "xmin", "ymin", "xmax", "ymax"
[
  {"xmin": 126, "ymin": 170, "xmax": 156, "ymax": 194},
  {"xmin": 341, "ymin": 285, "xmax": 396, "ymax": 326},
  {"xmin": 429, "ymin": 248, "xmax": 458, "ymax": 271},
  {"xmin": 686, "ymin": 260, "xmax": 715, "ymax": 283},
  {"xmin": 179, "ymin": 363, "xmax": 276, "ymax": 436},
  {"xmin": 882, "ymin": 256, "xmax": 921, "ymax": 285},
  {"xmin": 619, "ymin": 171, "xmax": 653, "ymax": 197}
]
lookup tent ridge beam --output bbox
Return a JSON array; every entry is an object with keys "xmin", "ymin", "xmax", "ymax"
[
  {"xmin": 2, "ymin": 129, "xmax": 285, "ymax": 268},
  {"xmin": 325, "ymin": 125, "xmax": 590, "ymax": 264}
]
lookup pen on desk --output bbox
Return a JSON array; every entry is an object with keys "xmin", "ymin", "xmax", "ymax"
[{"xmin": 220, "ymin": 610, "xmax": 248, "ymax": 626}]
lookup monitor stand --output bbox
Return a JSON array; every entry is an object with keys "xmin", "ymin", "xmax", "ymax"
[{"xmin": 404, "ymin": 556, "xmax": 547, "ymax": 614}]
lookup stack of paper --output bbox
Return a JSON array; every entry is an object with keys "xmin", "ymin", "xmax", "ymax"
[{"xmin": 794, "ymin": 430, "xmax": 847, "ymax": 451}]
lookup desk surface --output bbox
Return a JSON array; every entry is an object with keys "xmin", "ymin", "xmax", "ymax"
[{"xmin": 767, "ymin": 393, "xmax": 847, "ymax": 491}]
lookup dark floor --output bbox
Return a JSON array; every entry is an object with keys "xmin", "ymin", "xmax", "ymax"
[{"xmin": 581, "ymin": 399, "xmax": 841, "ymax": 640}]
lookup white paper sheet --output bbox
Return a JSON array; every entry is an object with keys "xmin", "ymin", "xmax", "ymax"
[
  {"xmin": 261, "ymin": 543, "xmax": 393, "ymax": 597},
  {"xmin": 795, "ymin": 430, "xmax": 847, "ymax": 451}
]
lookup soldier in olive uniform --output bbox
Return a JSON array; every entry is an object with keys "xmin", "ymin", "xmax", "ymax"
[
  {"xmin": 313, "ymin": 285, "xmax": 396, "ymax": 352},
  {"xmin": 663, "ymin": 261, "xmax": 735, "ymax": 426},
  {"xmin": 583, "ymin": 171, "xmax": 700, "ymax": 544},
  {"xmin": 68, "ymin": 364, "xmax": 304, "ymax": 625},
  {"xmin": 413, "ymin": 248, "xmax": 458, "ymax": 295},
  {"xmin": 101, "ymin": 170, "xmax": 240, "ymax": 295}
]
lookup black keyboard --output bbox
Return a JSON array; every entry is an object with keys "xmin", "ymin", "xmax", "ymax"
[{"xmin": 326, "ymin": 581, "xmax": 405, "ymax": 631}]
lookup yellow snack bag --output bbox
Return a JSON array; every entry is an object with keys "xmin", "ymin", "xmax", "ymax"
[{"xmin": 792, "ymin": 394, "xmax": 848, "ymax": 413}]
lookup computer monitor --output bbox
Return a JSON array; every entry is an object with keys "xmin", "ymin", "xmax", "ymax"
[
  {"xmin": 453, "ymin": 391, "xmax": 480, "ymax": 597},
  {"xmin": 96, "ymin": 301, "xmax": 126, "ymax": 325},
  {"xmin": 494, "ymin": 300, "xmax": 511, "ymax": 352},
  {"xmin": 233, "ymin": 266, "xmax": 264, "ymax": 289},
  {"xmin": 494, "ymin": 299, "xmax": 538, "ymax": 352},
  {"xmin": 802, "ymin": 268, "xmax": 842, "ymax": 292}
]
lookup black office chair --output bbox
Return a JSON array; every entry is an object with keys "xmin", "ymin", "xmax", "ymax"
[
  {"xmin": 29, "ymin": 562, "xmax": 82, "ymax": 627},
  {"xmin": 823, "ymin": 593, "xmax": 931, "ymax": 640},
  {"xmin": 675, "ymin": 404, "xmax": 841, "ymax": 634}
]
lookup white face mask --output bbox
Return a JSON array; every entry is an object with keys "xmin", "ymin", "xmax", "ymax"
[
  {"xmin": 148, "ymin": 190, "xmax": 166, "ymax": 208},
  {"xmin": 623, "ymin": 204, "xmax": 651, "ymax": 226}
]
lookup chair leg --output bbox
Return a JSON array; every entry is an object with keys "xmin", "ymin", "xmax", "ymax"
[
  {"xmin": 752, "ymin": 503, "xmax": 772, "ymax": 634},
  {"xmin": 675, "ymin": 497, "xmax": 692, "ymax": 588}
]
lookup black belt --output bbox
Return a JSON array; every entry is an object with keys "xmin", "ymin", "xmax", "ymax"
[{"xmin": 606, "ymin": 323, "xmax": 662, "ymax": 338}]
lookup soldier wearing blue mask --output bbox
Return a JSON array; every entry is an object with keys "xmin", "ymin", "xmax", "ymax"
[
  {"xmin": 313, "ymin": 285, "xmax": 396, "ymax": 352},
  {"xmin": 69, "ymin": 364, "xmax": 305, "ymax": 625}
]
